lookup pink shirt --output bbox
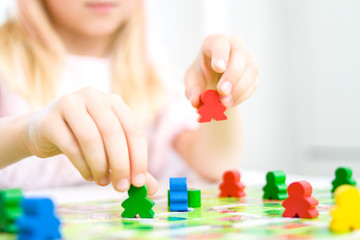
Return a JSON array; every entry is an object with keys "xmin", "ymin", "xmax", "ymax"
[{"xmin": 0, "ymin": 55, "xmax": 198, "ymax": 189}]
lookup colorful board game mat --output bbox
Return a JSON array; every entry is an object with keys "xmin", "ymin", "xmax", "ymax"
[{"xmin": 0, "ymin": 188, "xmax": 357, "ymax": 240}]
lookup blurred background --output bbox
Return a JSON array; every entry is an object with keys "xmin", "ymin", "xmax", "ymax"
[
  {"xmin": 146, "ymin": 0, "xmax": 360, "ymax": 176},
  {"xmin": 1, "ymin": 0, "xmax": 359, "ymax": 177}
]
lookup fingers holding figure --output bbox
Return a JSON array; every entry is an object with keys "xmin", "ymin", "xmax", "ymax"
[
  {"xmin": 27, "ymin": 87, "xmax": 156, "ymax": 193},
  {"xmin": 185, "ymin": 34, "xmax": 258, "ymax": 109}
]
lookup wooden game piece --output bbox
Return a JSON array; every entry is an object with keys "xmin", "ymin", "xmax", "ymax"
[
  {"xmin": 197, "ymin": 89, "xmax": 227, "ymax": 123},
  {"xmin": 188, "ymin": 189, "xmax": 201, "ymax": 208},
  {"xmin": 262, "ymin": 171, "xmax": 288, "ymax": 200},
  {"xmin": 331, "ymin": 167, "xmax": 356, "ymax": 193},
  {"xmin": 169, "ymin": 177, "xmax": 188, "ymax": 212},
  {"xmin": 0, "ymin": 188, "xmax": 23, "ymax": 233},
  {"xmin": 219, "ymin": 170, "xmax": 246, "ymax": 198},
  {"xmin": 282, "ymin": 180, "xmax": 319, "ymax": 219},
  {"xmin": 330, "ymin": 185, "xmax": 360, "ymax": 233},
  {"xmin": 121, "ymin": 185, "xmax": 155, "ymax": 218},
  {"xmin": 16, "ymin": 198, "xmax": 61, "ymax": 240}
]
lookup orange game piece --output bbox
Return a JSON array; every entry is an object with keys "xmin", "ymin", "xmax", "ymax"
[
  {"xmin": 282, "ymin": 180, "xmax": 319, "ymax": 219},
  {"xmin": 219, "ymin": 170, "xmax": 246, "ymax": 198},
  {"xmin": 197, "ymin": 89, "xmax": 227, "ymax": 123}
]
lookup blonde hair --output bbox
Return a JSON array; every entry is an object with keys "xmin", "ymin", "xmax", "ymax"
[{"xmin": 0, "ymin": 0, "xmax": 164, "ymax": 124}]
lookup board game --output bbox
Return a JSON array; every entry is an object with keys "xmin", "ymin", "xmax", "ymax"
[{"xmin": 1, "ymin": 186, "xmax": 359, "ymax": 240}]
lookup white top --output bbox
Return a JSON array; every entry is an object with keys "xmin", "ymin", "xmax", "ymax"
[{"xmin": 0, "ymin": 55, "xmax": 199, "ymax": 189}]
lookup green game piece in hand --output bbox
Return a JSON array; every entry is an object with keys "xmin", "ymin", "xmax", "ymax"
[
  {"xmin": 121, "ymin": 185, "xmax": 155, "ymax": 218},
  {"xmin": 188, "ymin": 189, "xmax": 201, "ymax": 208},
  {"xmin": 331, "ymin": 167, "xmax": 357, "ymax": 193},
  {"xmin": 0, "ymin": 188, "xmax": 23, "ymax": 233},
  {"xmin": 262, "ymin": 171, "xmax": 288, "ymax": 200}
]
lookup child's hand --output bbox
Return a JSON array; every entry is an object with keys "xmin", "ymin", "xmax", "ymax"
[
  {"xmin": 185, "ymin": 34, "xmax": 258, "ymax": 108},
  {"xmin": 24, "ymin": 87, "xmax": 158, "ymax": 195}
]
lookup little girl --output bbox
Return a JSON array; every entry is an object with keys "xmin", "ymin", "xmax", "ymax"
[{"xmin": 0, "ymin": 0, "xmax": 257, "ymax": 195}]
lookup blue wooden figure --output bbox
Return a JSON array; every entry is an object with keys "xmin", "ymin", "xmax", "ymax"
[
  {"xmin": 169, "ymin": 177, "xmax": 188, "ymax": 211},
  {"xmin": 16, "ymin": 198, "xmax": 61, "ymax": 240}
]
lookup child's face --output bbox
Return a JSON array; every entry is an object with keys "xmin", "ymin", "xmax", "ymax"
[{"xmin": 44, "ymin": 0, "xmax": 138, "ymax": 37}]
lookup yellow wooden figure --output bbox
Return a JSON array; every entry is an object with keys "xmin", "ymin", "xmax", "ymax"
[{"xmin": 330, "ymin": 185, "xmax": 360, "ymax": 233}]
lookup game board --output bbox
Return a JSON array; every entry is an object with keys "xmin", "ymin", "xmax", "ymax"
[{"xmin": 0, "ymin": 187, "xmax": 356, "ymax": 240}]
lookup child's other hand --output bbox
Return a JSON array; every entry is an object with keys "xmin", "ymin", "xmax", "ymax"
[
  {"xmin": 185, "ymin": 34, "xmax": 258, "ymax": 108},
  {"xmin": 24, "ymin": 87, "xmax": 158, "ymax": 195}
]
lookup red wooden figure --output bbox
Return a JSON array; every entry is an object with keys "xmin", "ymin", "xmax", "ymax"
[
  {"xmin": 219, "ymin": 170, "xmax": 246, "ymax": 198},
  {"xmin": 197, "ymin": 89, "xmax": 227, "ymax": 123},
  {"xmin": 282, "ymin": 180, "xmax": 319, "ymax": 219}
]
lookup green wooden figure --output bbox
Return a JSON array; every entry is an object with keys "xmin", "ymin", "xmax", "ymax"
[
  {"xmin": 331, "ymin": 167, "xmax": 357, "ymax": 193},
  {"xmin": 262, "ymin": 171, "xmax": 288, "ymax": 200},
  {"xmin": 121, "ymin": 185, "xmax": 155, "ymax": 218},
  {"xmin": 0, "ymin": 188, "xmax": 23, "ymax": 233},
  {"xmin": 188, "ymin": 189, "xmax": 201, "ymax": 208}
]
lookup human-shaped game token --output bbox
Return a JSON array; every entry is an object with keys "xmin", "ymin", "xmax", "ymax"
[
  {"xmin": 330, "ymin": 185, "xmax": 360, "ymax": 233},
  {"xmin": 121, "ymin": 185, "xmax": 155, "ymax": 218},
  {"xmin": 169, "ymin": 177, "xmax": 188, "ymax": 211},
  {"xmin": 282, "ymin": 180, "xmax": 319, "ymax": 218},
  {"xmin": 331, "ymin": 167, "xmax": 356, "ymax": 193},
  {"xmin": 263, "ymin": 171, "xmax": 288, "ymax": 200},
  {"xmin": 219, "ymin": 170, "xmax": 246, "ymax": 198},
  {"xmin": 16, "ymin": 198, "xmax": 61, "ymax": 240},
  {"xmin": 0, "ymin": 188, "xmax": 23, "ymax": 233},
  {"xmin": 197, "ymin": 89, "xmax": 227, "ymax": 123}
]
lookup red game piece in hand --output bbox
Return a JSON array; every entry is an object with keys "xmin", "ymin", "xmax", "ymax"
[
  {"xmin": 197, "ymin": 89, "xmax": 227, "ymax": 123},
  {"xmin": 282, "ymin": 180, "xmax": 319, "ymax": 219},
  {"xmin": 219, "ymin": 170, "xmax": 246, "ymax": 198}
]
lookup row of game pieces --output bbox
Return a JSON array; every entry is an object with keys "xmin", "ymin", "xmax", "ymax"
[
  {"xmin": 219, "ymin": 167, "xmax": 359, "ymax": 234},
  {"xmin": 220, "ymin": 167, "xmax": 357, "ymax": 200},
  {"xmin": 1, "ymin": 166, "xmax": 358, "ymax": 238},
  {"xmin": 121, "ymin": 166, "xmax": 360, "ymax": 234},
  {"xmin": 0, "ymin": 189, "xmax": 61, "ymax": 239},
  {"xmin": 121, "ymin": 166, "xmax": 356, "ymax": 213}
]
